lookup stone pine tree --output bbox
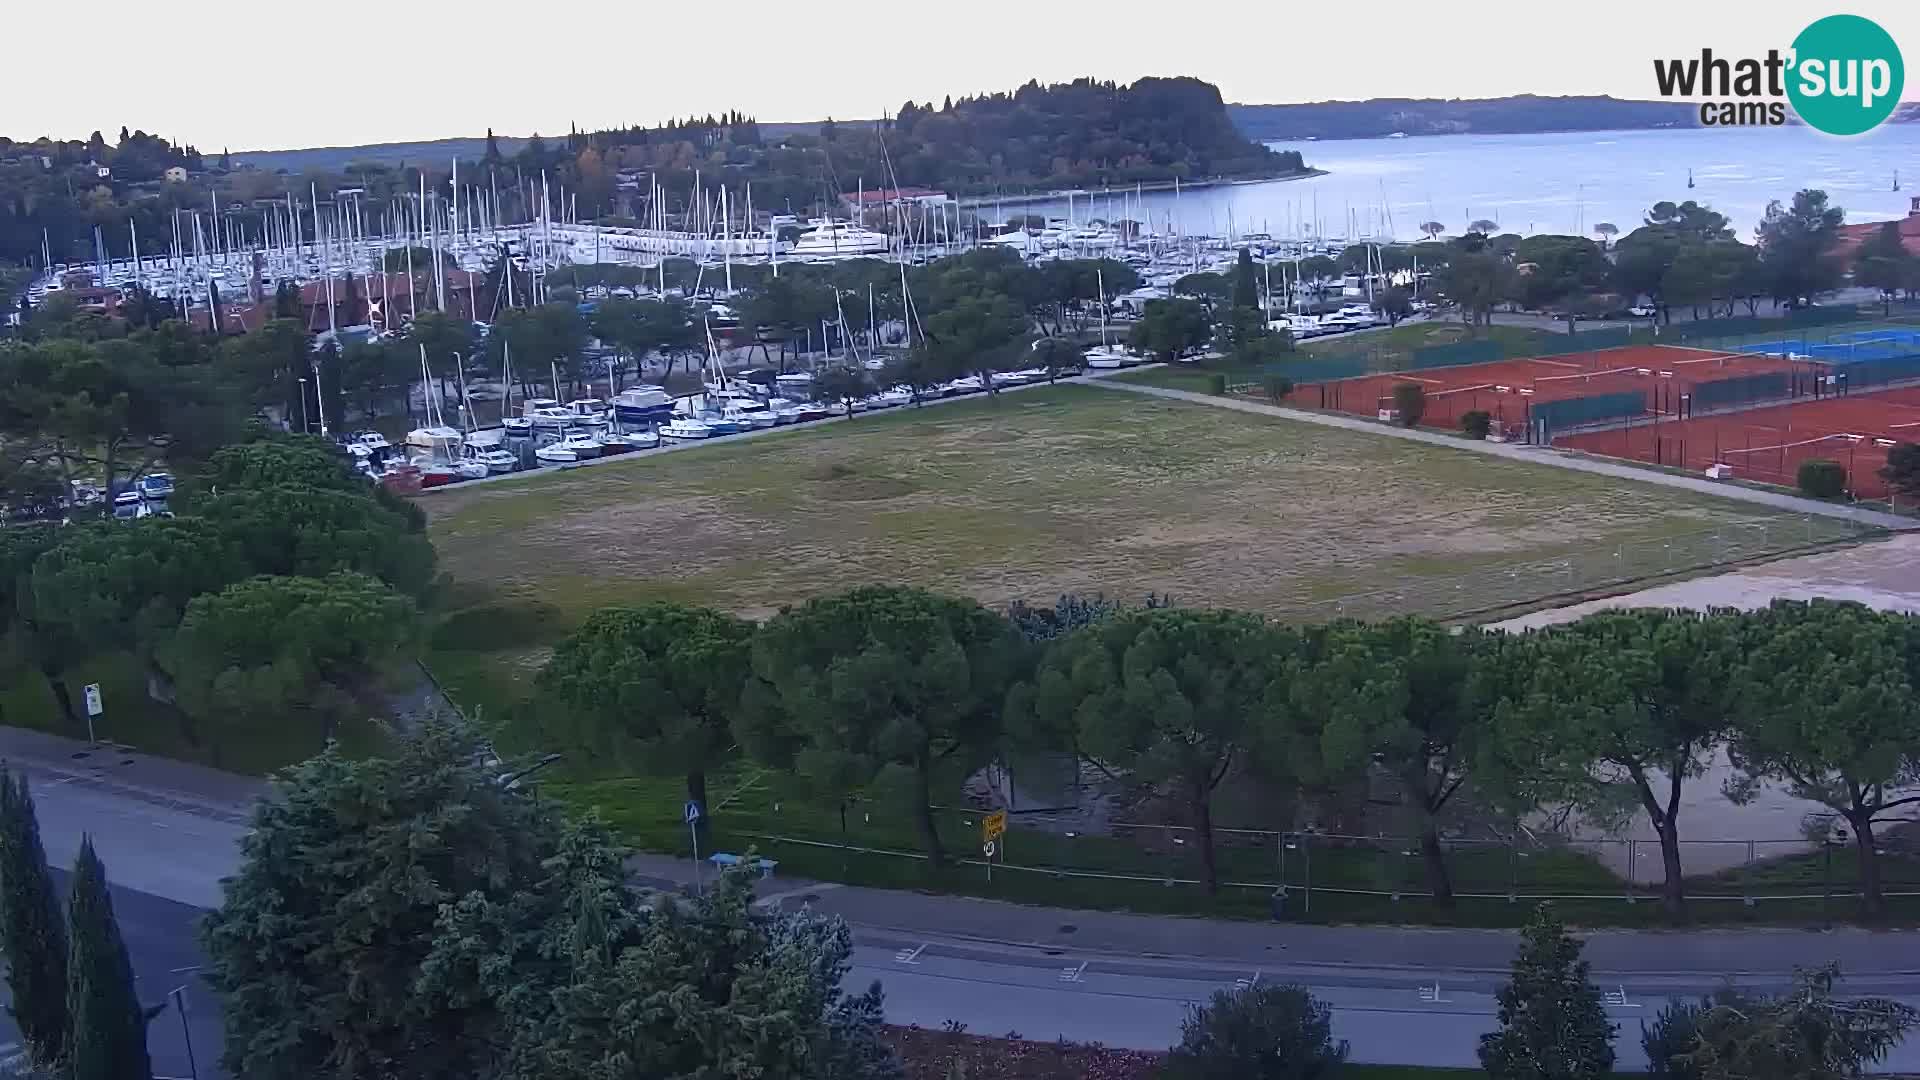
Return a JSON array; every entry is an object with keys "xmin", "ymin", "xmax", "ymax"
[
  {"xmin": 65, "ymin": 838, "xmax": 154, "ymax": 1080},
  {"xmin": 0, "ymin": 770, "xmax": 67, "ymax": 1066},
  {"xmin": 1479, "ymin": 904, "xmax": 1616, "ymax": 1080}
]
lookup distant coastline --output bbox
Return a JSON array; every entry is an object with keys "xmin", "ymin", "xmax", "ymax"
[
  {"xmin": 1229, "ymin": 94, "xmax": 1920, "ymax": 143},
  {"xmin": 957, "ymin": 167, "xmax": 1327, "ymax": 211}
]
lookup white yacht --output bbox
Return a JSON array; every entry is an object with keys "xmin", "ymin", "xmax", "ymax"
[
  {"xmin": 462, "ymin": 430, "xmax": 518, "ymax": 474},
  {"xmin": 611, "ymin": 385, "xmax": 675, "ymax": 426},
  {"xmin": 555, "ymin": 430, "xmax": 605, "ymax": 459},
  {"xmin": 766, "ymin": 397, "xmax": 806, "ymax": 424},
  {"xmin": 722, "ymin": 403, "xmax": 777, "ymax": 430},
  {"xmin": 534, "ymin": 443, "xmax": 577, "ymax": 466},
  {"xmin": 791, "ymin": 220, "xmax": 892, "ymax": 258},
  {"xmin": 870, "ymin": 387, "xmax": 914, "ymax": 408},
  {"xmin": 601, "ymin": 429, "xmax": 660, "ymax": 452},
  {"xmin": 565, "ymin": 399, "xmax": 610, "ymax": 428},
  {"xmin": 1082, "ymin": 345, "xmax": 1137, "ymax": 369},
  {"xmin": 661, "ymin": 417, "xmax": 714, "ymax": 440},
  {"xmin": 523, "ymin": 398, "xmax": 572, "ymax": 429}
]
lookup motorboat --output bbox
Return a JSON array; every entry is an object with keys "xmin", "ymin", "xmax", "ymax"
[
  {"xmin": 795, "ymin": 403, "xmax": 832, "ymax": 422},
  {"xmin": 945, "ymin": 375, "xmax": 986, "ymax": 393},
  {"xmin": 766, "ymin": 398, "xmax": 806, "ymax": 424},
  {"xmin": 990, "ymin": 371, "xmax": 1032, "ymax": 388},
  {"xmin": 611, "ymin": 385, "xmax": 676, "ymax": 426},
  {"xmin": 871, "ymin": 387, "xmax": 914, "ymax": 408},
  {"xmin": 453, "ymin": 460, "xmax": 491, "ymax": 481},
  {"xmin": 661, "ymin": 417, "xmax": 714, "ymax": 440},
  {"xmin": 722, "ymin": 403, "xmax": 777, "ymax": 429},
  {"xmin": 462, "ymin": 430, "xmax": 518, "ymax": 474},
  {"xmin": 555, "ymin": 431, "xmax": 605, "ymax": 459},
  {"xmin": 413, "ymin": 459, "xmax": 459, "ymax": 487},
  {"xmin": 790, "ymin": 220, "xmax": 892, "ymax": 258},
  {"xmin": 534, "ymin": 444, "xmax": 578, "ymax": 466},
  {"xmin": 698, "ymin": 410, "xmax": 750, "ymax": 435},
  {"xmin": 502, "ymin": 415, "xmax": 534, "ymax": 438},
  {"xmin": 1082, "ymin": 346, "xmax": 1137, "ymax": 369},
  {"xmin": 565, "ymin": 399, "xmax": 610, "ymax": 428},
  {"xmin": 346, "ymin": 430, "xmax": 390, "ymax": 452},
  {"xmin": 522, "ymin": 398, "xmax": 572, "ymax": 429},
  {"xmin": 601, "ymin": 430, "xmax": 659, "ymax": 453},
  {"xmin": 405, "ymin": 426, "xmax": 465, "ymax": 457}
]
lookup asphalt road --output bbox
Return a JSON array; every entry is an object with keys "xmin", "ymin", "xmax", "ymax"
[{"xmin": 10, "ymin": 736, "xmax": 1920, "ymax": 1075}]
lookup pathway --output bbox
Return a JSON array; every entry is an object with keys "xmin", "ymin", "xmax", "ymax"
[{"xmin": 1089, "ymin": 375, "xmax": 1920, "ymax": 530}]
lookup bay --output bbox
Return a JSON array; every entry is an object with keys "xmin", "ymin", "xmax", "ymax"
[{"xmin": 1001, "ymin": 125, "xmax": 1920, "ymax": 243}]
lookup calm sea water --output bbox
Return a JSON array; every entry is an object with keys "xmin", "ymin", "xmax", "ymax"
[{"xmin": 1010, "ymin": 125, "xmax": 1920, "ymax": 242}]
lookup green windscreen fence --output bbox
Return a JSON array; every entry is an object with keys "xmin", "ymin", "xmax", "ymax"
[
  {"xmin": 1833, "ymin": 351, "xmax": 1920, "ymax": 390},
  {"xmin": 1412, "ymin": 338, "xmax": 1504, "ymax": 370},
  {"xmin": 1689, "ymin": 372, "xmax": 1794, "ymax": 411},
  {"xmin": 1267, "ymin": 353, "xmax": 1372, "ymax": 383},
  {"xmin": 1529, "ymin": 390, "xmax": 1646, "ymax": 442}
]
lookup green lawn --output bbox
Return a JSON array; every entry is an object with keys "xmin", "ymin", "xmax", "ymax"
[{"xmin": 1112, "ymin": 322, "xmax": 1574, "ymax": 393}]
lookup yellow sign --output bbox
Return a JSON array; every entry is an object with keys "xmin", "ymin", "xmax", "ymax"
[{"xmin": 982, "ymin": 810, "xmax": 1007, "ymax": 843}]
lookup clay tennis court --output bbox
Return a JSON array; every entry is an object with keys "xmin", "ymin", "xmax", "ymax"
[
  {"xmin": 1293, "ymin": 344, "xmax": 1822, "ymax": 434},
  {"xmin": 1560, "ymin": 386, "xmax": 1920, "ymax": 499}
]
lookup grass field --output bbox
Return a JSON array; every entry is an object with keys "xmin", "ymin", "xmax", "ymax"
[
  {"xmin": 1112, "ymin": 322, "xmax": 1566, "ymax": 392},
  {"xmin": 423, "ymin": 384, "xmax": 1866, "ymax": 718}
]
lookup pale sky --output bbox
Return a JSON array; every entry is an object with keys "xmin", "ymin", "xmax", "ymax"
[{"xmin": 13, "ymin": 0, "xmax": 1920, "ymax": 152}]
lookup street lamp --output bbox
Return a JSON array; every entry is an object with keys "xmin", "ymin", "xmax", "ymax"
[{"xmin": 296, "ymin": 377, "xmax": 310, "ymax": 433}]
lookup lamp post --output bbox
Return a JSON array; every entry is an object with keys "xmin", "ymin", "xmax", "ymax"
[{"xmin": 296, "ymin": 376, "xmax": 310, "ymax": 432}]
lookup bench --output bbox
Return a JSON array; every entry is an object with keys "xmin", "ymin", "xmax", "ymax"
[{"xmin": 707, "ymin": 852, "xmax": 779, "ymax": 878}]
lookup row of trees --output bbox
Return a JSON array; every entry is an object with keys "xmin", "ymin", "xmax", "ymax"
[
  {"xmin": 0, "ymin": 437, "xmax": 432, "ymax": 766},
  {"xmin": 0, "ymin": 771, "xmax": 158, "ymax": 1079},
  {"xmin": 538, "ymin": 589, "xmax": 1920, "ymax": 919},
  {"xmin": 1427, "ymin": 191, "xmax": 1914, "ymax": 329}
]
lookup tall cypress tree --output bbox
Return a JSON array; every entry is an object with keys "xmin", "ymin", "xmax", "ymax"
[
  {"xmin": 0, "ymin": 770, "xmax": 67, "ymax": 1065},
  {"xmin": 1479, "ymin": 904, "xmax": 1616, "ymax": 1080},
  {"xmin": 65, "ymin": 839, "xmax": 153, "ymax": 1080}
]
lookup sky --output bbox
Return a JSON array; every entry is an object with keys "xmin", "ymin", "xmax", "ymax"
[{"xmin": 13, "ymin": 0, "xmax": 1920, "ymax": 151}]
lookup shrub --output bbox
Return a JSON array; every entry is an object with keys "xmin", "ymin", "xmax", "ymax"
[
  {"xmin": 1796, "ymin": 459, "xmax": 1846, "ymax": 499},
  {"xmin": 1207, "ymin": 373, "xmax": 1228, "ymax": 395},
  {"xmin": 1880, "ymin": 441, "xmax": 1920, "ymax": 496},
  {"xmin": 1391, "ymin": 382, "xmax": 1426, "ymax": 427},
  {"xmin": 1478, "ymin": 904, "xmax": 1615, "ymax": 1080},
  {"xmin": 1263, "ymin": 375, "xmax": 1294, "ymax": 403},
  {"xmin": 1461, "ymin": 410, "xmax": 1493, "ymax": 439},
  {"xmin": 1162, "ymin": 983, "xmax": 1348, "ymax": 1080}
]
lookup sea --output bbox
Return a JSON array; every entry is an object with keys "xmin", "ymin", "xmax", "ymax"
[{"xmin": 1006, "ymin": 124, "xmax": 1920, "ymax": 242}]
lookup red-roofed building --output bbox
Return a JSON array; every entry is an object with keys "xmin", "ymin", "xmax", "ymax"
[{"xmin": 1833, "ymin": 196, "xmax": 1920, "ymax": 260}]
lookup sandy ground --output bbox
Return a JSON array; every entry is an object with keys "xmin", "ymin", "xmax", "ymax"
[{"xmin": 1493, "ymin": 534, "xmax": 1920, "ymax": 880}]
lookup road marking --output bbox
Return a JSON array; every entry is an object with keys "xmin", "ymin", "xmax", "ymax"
[
  {"xmin": 1058, "ymin": 960, "xmax": 1087, "ymax": 983},
  {"xmin": 893, "ymin": 944, "xmax": 926, "ymax": 965},
  {"xmin": 1235, "ymin": 970, "xmax": 1260, "ymax": 992},
  {"xmin": 1418, "ymin": 982, "xmax": 1448, "ymax": 1003}
]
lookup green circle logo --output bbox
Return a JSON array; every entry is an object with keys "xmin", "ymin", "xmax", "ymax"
[{"xmin": 1786, "ymin": 15, "xmax": 1904, "ymax": 136}]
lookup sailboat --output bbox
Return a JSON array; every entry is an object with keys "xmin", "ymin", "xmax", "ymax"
[
  {"xmin": 1896, "ymin": 170, "xmax": 1902, "ymax": 193},
  {"xmin": 1082, "ymin": 268, "xmax": 1135, "ymax": 368},
  {"xmin": 1687, "ymin": 169, "xmax": 1695, "ymax": 190}
]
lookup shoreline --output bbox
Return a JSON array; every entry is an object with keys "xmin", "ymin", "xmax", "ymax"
[{"xmin": 956, "ymin": 168, "xmax": 1327, "ymax": 210}]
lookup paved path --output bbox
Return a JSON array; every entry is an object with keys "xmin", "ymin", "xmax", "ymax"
[{"xmin": 1089, "ymin": 377, "xmax": 1920, "ymax": 531}]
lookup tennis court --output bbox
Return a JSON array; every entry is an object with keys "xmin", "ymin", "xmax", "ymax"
[
  {"xmin": 1560, "ymin": 386, "xmax": 1920, "ymax": 499},
  {"xmin": 1294, "ymin": 344, "xmax": 1823, "ymax": 435}
]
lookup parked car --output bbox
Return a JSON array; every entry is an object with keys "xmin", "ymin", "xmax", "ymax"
[{"xmin": 1628, "ymin": 304, "xmax": 1657, "ymax": 318}]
